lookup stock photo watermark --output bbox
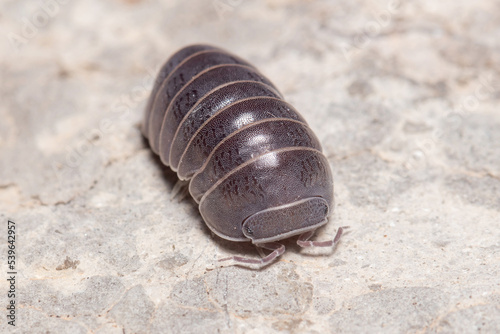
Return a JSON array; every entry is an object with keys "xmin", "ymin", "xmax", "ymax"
[
  {"xmin": 51, "ymin": 65, "xmax": 161, "ymax": 180},
  {"xmin": 6, "ymin": 219, "xmax": 17, "ymax": 327},
  {"xmin": 6, "ymin": 0, "xmax": 71, "ymax": 51},
  {"xmin": 340, "ymin": 0, "xmax": 404, "ymax": 63},
  {"xmin": 406, "ymin": 73, "xmax": 496, "ymax": 169},
  {"xmin": 376, "ymin": 72, "xmax": 496, "ymax": 188},
  {"xmin": 212, "ymin": 0, "xmax": 243, "ymax": 20}
]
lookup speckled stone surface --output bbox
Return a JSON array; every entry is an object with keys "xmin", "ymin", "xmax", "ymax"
[{"xmin": 1, "ymin": 0, "xmax": 499, "ymax": 333}]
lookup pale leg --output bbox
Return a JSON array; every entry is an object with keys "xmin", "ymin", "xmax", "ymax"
[
  {"xmin": 218, "ymin": 242, "xmax": 285, "ymax": 269},
  {"xmin": 297, "ymin": 226, "xmax": 349, "ymax": 248}
]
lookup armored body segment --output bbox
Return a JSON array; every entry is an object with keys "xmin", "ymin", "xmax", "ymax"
[{"xmin": 142, "ymin": 44, "xmax": 345, "ymax": 269}]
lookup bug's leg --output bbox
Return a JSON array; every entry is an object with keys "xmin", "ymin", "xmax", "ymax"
[
  {"xmin": 297, "ymin": 226, "xmax": 349, "ymax": 248},
  {"xmin": 256, "ymin": 246, "xmax": 267, "ymax": 258},
  {"xmin": 218, "ymin": 242, "xmax": 285, "ymax": 269},
  {"xmin": 170, "ymin": 179, "xmax": 190, "ymax": 202}
]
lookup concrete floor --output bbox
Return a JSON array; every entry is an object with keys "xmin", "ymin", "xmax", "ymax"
[{"xmin": 1, "ymin": 0, "xmax": 499, "ymax": 333}]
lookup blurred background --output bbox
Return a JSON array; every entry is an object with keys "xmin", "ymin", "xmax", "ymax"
[{"xmin": 0, "ymin": 0, "xmax": 499, "ymax": 333}]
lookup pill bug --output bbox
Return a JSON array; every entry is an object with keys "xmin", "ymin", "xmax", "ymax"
[{"xmin": 143, "ymin": 44, "xmax": 346, "ymax": 268}]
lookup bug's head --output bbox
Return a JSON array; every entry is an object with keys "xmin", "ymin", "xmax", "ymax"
[{"xmin": 242, "ymin": 197, "xmax": 330, "ymax": 244}]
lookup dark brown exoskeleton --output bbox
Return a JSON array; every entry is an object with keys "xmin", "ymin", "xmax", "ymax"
[{"xmin": 143, "ymin": 44, "xmax": 347, "ymax": 269}]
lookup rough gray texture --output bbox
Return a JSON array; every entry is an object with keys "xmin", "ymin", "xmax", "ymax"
[{"xmin": 1, "ymin": 0, "xmax": 499, "ymax": 333}]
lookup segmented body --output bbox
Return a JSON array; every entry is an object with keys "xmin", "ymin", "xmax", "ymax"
[{"xmin": 143, "ymin": 45, "xmax": 334, "ymax": 244}]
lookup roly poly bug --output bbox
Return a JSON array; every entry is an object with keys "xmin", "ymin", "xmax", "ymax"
[{"xmin": 143, "ymin": 44, "xmax": 346, "ymax": 269}]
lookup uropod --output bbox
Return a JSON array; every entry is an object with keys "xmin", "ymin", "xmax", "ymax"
[{"xmin": 143, "ymin": 44, "xmax": 347, "ymax": 269}]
